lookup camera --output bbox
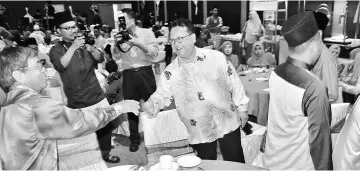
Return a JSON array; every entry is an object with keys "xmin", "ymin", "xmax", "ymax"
[
  {"xmin": 115, "ymin": 29, "xmax": 133, "ymax": 53},
  {"xmin": 116, "ymin": 29, "xmax": 133, "ymax": 44},
  {"xmin": 76, "ymin": 24, "xmax": 95, "ymax": 46}
]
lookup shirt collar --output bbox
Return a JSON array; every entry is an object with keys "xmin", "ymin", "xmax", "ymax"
[
  {"xmin": 10, "ymin": 83, "xmax": 39, "ymax": 93},
  {"xmin": 177, "ymin": 47, "xmax": 206, "ymax": 67},
  {"xmin": 286, "ymin": 57, "xmax": 313, "ymax": 70},
  {"xmin": 132, "ymin": 26, "xmax": 140, "ymax": 37}
]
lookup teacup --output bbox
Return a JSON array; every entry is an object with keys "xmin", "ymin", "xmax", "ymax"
[{"xmin": 159, "ymin": 155, "xmax": 173, "ymax": 169}]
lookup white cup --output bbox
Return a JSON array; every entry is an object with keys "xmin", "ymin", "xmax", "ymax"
[{"xmin": 159, "ymin": 155, "xmax": 173, "ymax": 169}]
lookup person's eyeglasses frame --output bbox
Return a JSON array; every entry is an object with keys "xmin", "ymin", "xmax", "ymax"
[
  {"xmin": 18, "ymin": 61, "xmax": 44, "ymax": 72},
  {"xmin": 59, "ymin": 25, "xmax": 78, "ymax": 31},
  {"xmin": 168, "ymin": 33, "xmax": 194, "ymax": 45}
]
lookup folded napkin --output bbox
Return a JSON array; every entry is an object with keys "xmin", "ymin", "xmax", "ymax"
[{"xmin": 255, "ymin": 77, "xmax": 268, "ymax": 81}]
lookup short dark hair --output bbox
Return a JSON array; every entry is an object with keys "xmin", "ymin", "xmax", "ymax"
[
  {"xmin": 93, "ymin": 26, "xmax": 100, "ymax": 30},
  {"xmin": 213, "ymin": 6, "xmax": 218, "ymax": 10},
  {"xmin": 0, "ymin": 47, "xmax": 37, "ymax": 92},
  {"xmin": 170, "ymin": 18, "xmax": 194, "ymax": 34},
  {"xmin": 122, "ymin": 8, "xmax": 137, "ymax": 20}
]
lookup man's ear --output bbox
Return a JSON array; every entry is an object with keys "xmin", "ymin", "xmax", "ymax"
[
  {"xmin": 56, "ymin": 28, "xmax": 61, "ymax": 35},
  {"xmin": 12, "ymin": 70, "xmax": 23, "ymax": 83},
  {"xmin": 191, "ymin": 33, "xmax": 196, "ymax": 43}
]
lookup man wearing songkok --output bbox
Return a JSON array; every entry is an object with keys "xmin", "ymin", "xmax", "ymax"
[
  {"xmin": 143, "ymin": 18, "xmax": 249, "ymax": 163},
  {"xmin": 254, "ymin": 11, "xmax": 333, "ymax": 170},
  {"xmin": 311, "ymin": 11, "xmax": 338, "ymax": 103},
  {"xmin": 0, "ymin": 47, "xmax": 139, "ymax": 170},
  {"xmin": 49, "ymin": 11, "xmax": 120, "ymax": 166}
]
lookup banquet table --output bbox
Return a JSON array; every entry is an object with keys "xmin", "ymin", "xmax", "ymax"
[
  {"xmin": 239, "ymin": 70, "xmax": 270, "ymax": 126},
  {"xmin": 145, "ymin": 160, "xmax": 267, "ymax": 170}
]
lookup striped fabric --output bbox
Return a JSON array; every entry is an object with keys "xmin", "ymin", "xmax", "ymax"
[
  {"xmin": 140, "ymin": 110, "xmax": 194, "ymax": 163},
  {"xmin": 146, "ymin": 140, "xmax": 194, "ymax": 164}
]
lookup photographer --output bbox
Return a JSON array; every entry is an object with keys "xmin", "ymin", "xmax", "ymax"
[
  {"xmin": 49, "ymin": 11, "xmax": 121, "ymax": 167},
  {"xmin": 113, "ymin": 8, "xmax": 159, "ymax": 152}
]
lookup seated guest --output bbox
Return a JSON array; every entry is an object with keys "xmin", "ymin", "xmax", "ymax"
[
  {"xmin": 205, "ymin": 6, "xmax": 223, "ymax": 33},
  {"xmin": 25, "ymin": 37, "xmax": 53, "ymax": 68},
  {"xmin": 194, "ymin": 26, "xmax": 207, "ymax": 48},
  {"xmin": 219, "ymin": 41, "xmax": 239, "ymax": 69},
  {"xmin": 201, "ymin": 29, "xmax": 212, "ymax": 47},
  {"xmin": 329, "ymin": 44, "xmax": 341, "ymax": 59},
  {"xmin": 247, "ymin": 41, "xmax": 276, "ymax": 67},
  {"xmin": 0, "ymin": 47, "xmax": 140, "ymax": 170},
  {"xmin": 339, "ymin": 53, "xmax": 360, "ymax": 104},
  {"xmin": 333, "ymin": 96, "xmax": 360, "ymax": 170}
]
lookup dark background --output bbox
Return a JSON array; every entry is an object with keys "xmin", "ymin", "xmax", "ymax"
[{"xmin": 0, "ymin": 0, "xmax": 359, "ymax": 37}]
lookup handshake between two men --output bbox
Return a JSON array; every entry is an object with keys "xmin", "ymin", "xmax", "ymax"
[{"xmin": 112, "ymin": 99, "xmax": 160, "ymax": 117}]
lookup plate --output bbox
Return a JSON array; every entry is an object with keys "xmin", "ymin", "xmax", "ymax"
[
  {"xmin": 150, "ymin": 162, "xmax": 179, "ymax": 171},
  {"xmin": 177, "ymin": 155, "xmax": 202, "ymax": 168}
]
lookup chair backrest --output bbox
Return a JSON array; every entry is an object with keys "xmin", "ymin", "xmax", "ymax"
[
  {"xmin": 331, "ymin": 103, "xmax": 350, "ymax": 127},
  {"xmin": 139, "ymin": 109, "xmax": 193, "ymax": 163}
]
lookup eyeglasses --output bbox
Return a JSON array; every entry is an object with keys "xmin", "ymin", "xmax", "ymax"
[
  {"xmin": 19, "ymin": 61, "xmax": 44, "ymax": 71},
  {"xmin": 60, "ymin": 26, "xmax": 77, "ymax": 31},
  {"xmin": 168, "ymin": 33, "xmax": 193, "ymax": 45}
]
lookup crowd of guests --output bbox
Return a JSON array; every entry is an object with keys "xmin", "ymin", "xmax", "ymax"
[{"xmin": 0, "ymin": 4, "xmax": 359, "ymax": 171}]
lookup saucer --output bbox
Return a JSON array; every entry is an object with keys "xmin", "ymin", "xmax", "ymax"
[
  {"xmin": 177, "ymin": 155, "xmax": 201, "ymax": 168},
  {"xmin": 150, "ymin": 162, "xmax": 179, "ymax": 171}
]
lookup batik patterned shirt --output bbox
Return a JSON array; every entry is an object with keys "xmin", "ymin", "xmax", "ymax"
[{"xmin": 149, "ymin": 47, "xmax": 249, "ymax": 144}]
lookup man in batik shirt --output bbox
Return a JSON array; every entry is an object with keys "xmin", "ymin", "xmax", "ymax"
[{"xmin": 143, "ymin": 18, "xmax": 249, "ymax": 163}]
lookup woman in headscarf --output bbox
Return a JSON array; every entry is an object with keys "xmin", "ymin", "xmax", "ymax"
[
  {"xmin": 339, "ymin": 52, "xmax": 360, "ymax": 104},
  {"xmin": 246, "ymin": 41, "xmax": 276, "ymax": 67},
  {"xmin": 240, "ymin": 11, "xmax": 265, "ymax": 62},
  {"xmin": 329, "ymin": 44, "xmax": 341, "ymax": 59},
  {"xmin": 219, "ymin": 41, "xmax": 239, "ymax": 69}
]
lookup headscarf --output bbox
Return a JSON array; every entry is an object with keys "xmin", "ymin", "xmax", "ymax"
[
  {"xmin": 252, "ymin": 41, "xmax": 264, "ymax": 58},
  {"xmin": 348, "ymin": 53, "xmax": 360, "ymax": 86},
  {"xmin": 218, "ymin": 41, "xmax": 232, "ymax": 54},
  {"xmin": 329, "ymin": 44, "xmax": 341, "ymax": 58},
  {"xmin": 246, "ymin": 11, "xmax": 262, "ymax": 34},
  {"xmin": 245, "ymin": 11, "xmax": 263, "ymax": 43}
]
